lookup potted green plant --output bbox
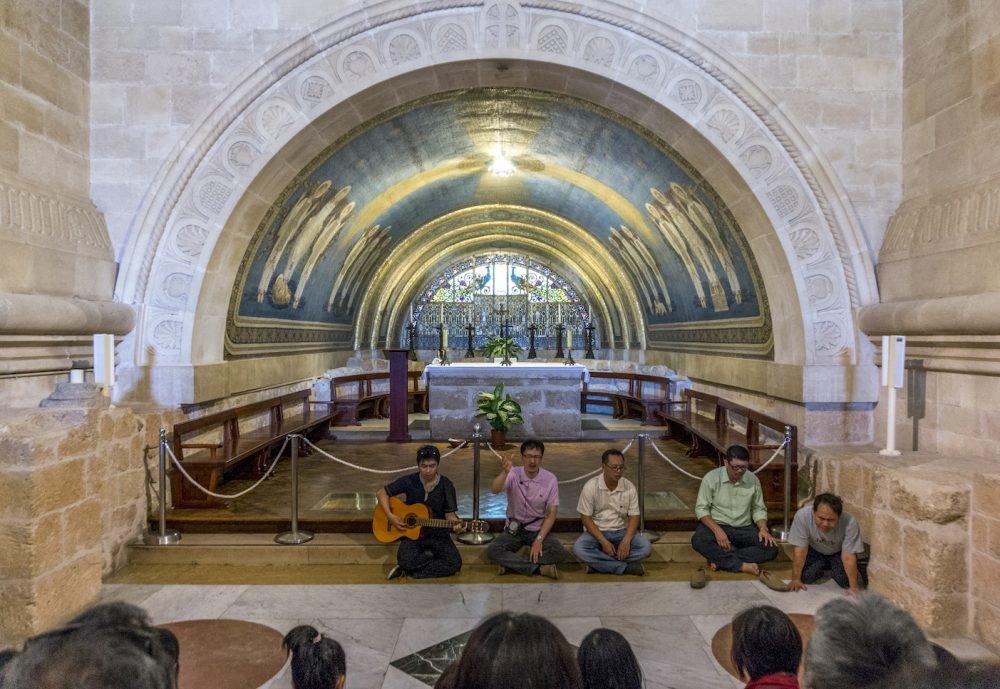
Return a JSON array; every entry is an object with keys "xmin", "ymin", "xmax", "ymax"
[
  {"xmin": 477, "ymin": 335, "xmax": 522, "ymax": 361},
  {"xmin": 475, "ymin": 382, "xmax": 523, "ymax": 448}
]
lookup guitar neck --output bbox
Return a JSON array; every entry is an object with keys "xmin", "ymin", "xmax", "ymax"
[{"xmin": 414, "ymin": 518, "xmax": 459, "ymax": 529}]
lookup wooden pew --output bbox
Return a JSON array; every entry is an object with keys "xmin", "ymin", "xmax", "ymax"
[
  {"xmin": 655, "ymin": 389, "xmax": 798, "ymax": 510},
  {"xmin": 582, "ymin": 371, "xmax": 673, "ymax": 425},
  {"xmin": 329, "ymin": 370, "xmax": 427, "ymax": 425},
  {"xmin": 169, "ymin": 390, "xmax": 335, "ymax": 509}
]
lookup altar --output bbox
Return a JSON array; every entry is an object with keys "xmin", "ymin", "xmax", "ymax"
[{"xmin": 425, "ymin": 362, "xmax": 588, "ymax": 440}]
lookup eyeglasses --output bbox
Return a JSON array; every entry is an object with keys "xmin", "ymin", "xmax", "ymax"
[
  {"xmin": 605, "ymin": 464, "xmax": 625, "ymax": 471},
  {"xmin": 727, "ymin": 462, "xmax": 749, "ymax": 472}
]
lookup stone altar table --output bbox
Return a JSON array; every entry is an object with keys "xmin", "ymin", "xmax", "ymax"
[{"xmin": 425, "ymin": 362, "xmax": 587, "ymax": 440}]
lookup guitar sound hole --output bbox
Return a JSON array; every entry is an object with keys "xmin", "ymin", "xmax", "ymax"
[{"xmin": 404, "ymin": 516, "xmax": 417, "ymax": 527}]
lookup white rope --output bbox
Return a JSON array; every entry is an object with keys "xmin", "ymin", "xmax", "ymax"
[
  {"xmin": 751, "ymin": 437, "xmax": 789, "ymax": 474},
  {"xmin": 558, "ymin": 467, "xmax": 603, "ymax": 485},
  {"xmin": 165, "ymin": 436, "xmax": 290, "ymax": 500},
  {"xmin": 647, "ymin": 437, "xmax": 703, "ymax": 480},
  {"xmin": 299, "ymin": 436, "xmax": 414, "ymax": 474},
  {"xmin": 441, "ymin": 440, "xmax": 467, "ymax": 457}
]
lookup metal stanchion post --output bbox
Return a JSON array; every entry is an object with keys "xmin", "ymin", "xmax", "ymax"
[
  {"xmin": 458, "ymin": 423, "xmax": 493, "ymax": 544},
  {"xmin": 144, "ymin": 428, "xmax": 181, "ymax": 545},
  {"xmin": 637, "ymin": 434, "xmax": 660, "ymax": 543},
  {"xmin": 770, "ymin": 426, "xmax": 794, "ymax": 542},
  {"xmin": 276, "ymin": 434, "xmax": 314, "ymax": 545}
]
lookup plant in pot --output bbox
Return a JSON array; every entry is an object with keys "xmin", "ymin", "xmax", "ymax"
[
  {"xmin": 475, "ymin": 382, "xmax": 523, "ymax": 448},
  {"xmin": 476, "ymin": 335, "xmax": 522, "ymax": 362}
]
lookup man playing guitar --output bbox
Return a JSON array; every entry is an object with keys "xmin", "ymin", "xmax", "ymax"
[{"xmin": 376, "ymin": 445, "xmax": 465, "ymax": 579}]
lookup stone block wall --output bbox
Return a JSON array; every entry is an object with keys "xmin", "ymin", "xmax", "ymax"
[
  {"xmin": 89, "ymin": 0, "xmax": 900, "ymax": 264},
  {"xmin": 816, "ymin": 449, "xmax": 1000, "ymax": 653},
  {"xmin": 0, "ymin": 405, "xmax": 158, "ymax": 643}
]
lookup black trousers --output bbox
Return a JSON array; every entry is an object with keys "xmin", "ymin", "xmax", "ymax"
[
  {"xmin": 691, "ymin": 523, "xmax": 778, "ymax": 572},
  {"xmin": 397, "ymin": 534, "xmax": 462, "ymax": 579},
  {"xmin": 801, "ymin": 546, "xmax": 869, "ymax": 588}
]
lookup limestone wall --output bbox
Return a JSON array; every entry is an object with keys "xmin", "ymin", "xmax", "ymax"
[
  {"xmin": 816, "ymin": 449, "xmax": 1000, "ymax": 653},
  {"xmin": 90, "ymin": 0, "xmax": 900, "ymax": 264},
  {"xmin": 0, "ymin": 405, "xmax": 161, "ymax": 642}
]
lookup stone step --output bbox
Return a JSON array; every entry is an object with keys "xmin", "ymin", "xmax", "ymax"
[{"xmin": 127, "ymin": 532, "xmax": 711, "ymax": 567}]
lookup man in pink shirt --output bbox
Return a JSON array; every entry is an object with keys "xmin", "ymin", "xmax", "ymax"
[{"xmin": 487, "ymin": 439, "xmax": 565, "ymax": 579}]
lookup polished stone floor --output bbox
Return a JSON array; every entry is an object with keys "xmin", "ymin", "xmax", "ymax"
[{"xmin": 99, "ymin": 578, "xmax": 995, "ymax": 689}]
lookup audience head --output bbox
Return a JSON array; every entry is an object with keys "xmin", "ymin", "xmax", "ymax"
[
  {"xmin": 888, "ymin": 660, "xmax": 1000, "ymax": 689},
  {"xmin": 452, "ymin": 612, "xmax": 580, "ymax": 689},
  {"xmin": 577, "ymin": 628, "xmax": 642, "ymax": 689},
  {"xmin": 283, "ymin": 625, "xmax": 346, "ymax": 689},
  {"xmin": 3, "ymin": 602, "xmax": 178, "ymax": 689},
  {"xmin": 730, "ymin": 605, "xmax": 802, "ymax": 681},
  {"xmin": 805, "ymin": 593, "xmax": 937, "ymax": 689},
  {"xmin": 725, "ymin": 445, "xmax": 751, "ymax": 481},
  {"xmin": 812, "ymin": 493, "xmax": 844, "ymax": 532}
]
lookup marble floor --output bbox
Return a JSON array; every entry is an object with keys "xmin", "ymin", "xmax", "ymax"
[{"xmin": 99, "ymin": 578, "xmax": 996, "ymax": 689}]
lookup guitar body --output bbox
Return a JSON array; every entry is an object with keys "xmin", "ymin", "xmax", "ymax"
[
  {"xmin": 372, "ymin": 495, "xmax": 490, "ymax": 543},
  {"xmin": 373, "ymin": 496, "xmax": 430, "ymax": 543}
]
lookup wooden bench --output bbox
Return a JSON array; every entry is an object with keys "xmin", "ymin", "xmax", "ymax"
[
  {"xmin": 169, "ymin": 390, "xmax": 336, "ymax": 509},
  {"xmin": 655, "ymin": 389, "xmax": 798, "ymax": 511},
  {"xmin": 329, "ymin": 370, "xmax": 426, "ymax": 425},
  {"xmin": 582, "ymin": 371, "xmax": 673, "ymax": 425}
]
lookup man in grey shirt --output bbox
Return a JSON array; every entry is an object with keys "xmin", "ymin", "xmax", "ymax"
[{"xmin": 789, "ymin": 493, "xmax": 867, "ymax": 594}]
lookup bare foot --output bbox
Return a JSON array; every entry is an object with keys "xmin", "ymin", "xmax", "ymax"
[
  {"xmin": 741, "ymin": 562, "xmax": 761, "ymax": 576},
  {"xmin": 709, "ymin": 562, "xmax": 718, "ymax": 572}
]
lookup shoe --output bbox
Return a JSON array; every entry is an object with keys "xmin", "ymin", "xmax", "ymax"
[
  {"xmin": 759, "ymin": 570, "xmax": 790, "ymax": 592},
  {"xmin": 690, "ymin": 566, "xmax": 707, "ymax": 589},
  {"xmin": 539, "ymin": 564, "xmax": 560, "ymax": 580},
  {"xmin": 624, "ymin": 562, "xmax": 646, "ymax": 576},
  {"xmin": 497, "ymin": 565, "xmax": 509, "ymax": 576},
  {"xmin": 386, "ymin": 565, "xmax": 405, "ymax": 580}
]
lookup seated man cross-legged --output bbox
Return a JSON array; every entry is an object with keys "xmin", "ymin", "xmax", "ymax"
[
  {"xmin": 376, "ymin": 445, "xmax": 464, "ymax": 580},
  {"xmin": 487, "ymin": 439, "xmax": 566, "ymax": 579},
  {"xmin": 573, "ymin": 448, "xmax": 651, "ymax": 575},
  {"xmin": 691, "ymin": 445, "xmax": 779, "ymax": 587}
]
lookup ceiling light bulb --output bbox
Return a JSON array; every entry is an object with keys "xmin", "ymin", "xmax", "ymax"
[{"xmin": 488, "ymin": 154, "xmax": 515, "ymax": 177}]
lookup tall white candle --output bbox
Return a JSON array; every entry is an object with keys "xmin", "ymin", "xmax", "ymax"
[
  {"xmin": 409, "ymin": 304, "xmax": 414, "ymax": 322},
  {"xmin": 442, "ymin": 328, "xmax": 448, "ymax": 348},
  {"xmin": 566, "ymin": 330, "xmax": 572, "ymax": 348},
  {"xmin": 557, "ymin": 303, "xmax": 562, "ymax": 323},
  {"xmin": 440, "ymin": 302, "xmax": 444, "ymax": 323}
]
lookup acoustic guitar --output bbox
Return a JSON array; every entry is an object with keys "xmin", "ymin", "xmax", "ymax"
[{"xmin": 372, "ymin": 495, "xmax": 489, "ymax": 543}]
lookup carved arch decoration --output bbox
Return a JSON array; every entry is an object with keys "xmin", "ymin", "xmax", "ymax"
[{"xmin": 115, "ymin": 0, "xmax": 877, "ymax": 396}]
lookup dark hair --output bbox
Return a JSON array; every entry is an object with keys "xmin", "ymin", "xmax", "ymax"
[
  {"xmin": 283, "ymin": 625, "xmax": 346, "ymax": 689},
  {"xmin": 452, "ymin": 612, "xmax": 580, "ymax": 689},
  {"xmin": 520, "ymin": 440, "xmax": 545, "ymax": 456},
  {"xmin": 577, "ymin": 628, "xmax": 642, "ymax": 689},
  {"xmin": 4, "ymin": 603, "xmax": 178, "ymax": 689},
  {"xmin": 813, "ymin": 493, "xmax": 843, "ymax": 516},
  {"xmin": 415, "ymin": 445, "xmax": 441, "ymax": 464},
  {"xmin": 726, "ymin": 445, "xmax": 750, "ymax": 462},
  {"xmin": 601, "ymin": 449, "xmax": 624, "ymax": 465},
  {"xmin": 730, "ymin": 605, "xmax": 802, "ymax": 681}
]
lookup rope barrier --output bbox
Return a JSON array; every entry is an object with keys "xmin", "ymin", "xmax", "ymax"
[
  {"xmin": 165, "ymin": 436, "xmax": 290, "ymax": 500},
  {"xmin": 558, "ymin": 467, "xmax": 603, "ymax": 485},
  {"xmin": 647, "ymin": 435, "xmax": 789, "ymax": 480},
  {"xmin": 647, "ymin": 438, "xmax": 703, "ymax": 480},
  {"xmin": 299, "ymin": 436, "xmax": 414, "ymax": 474},
  {"xmin": 482, "ymin": 437, "xmax": 638, "ymax": 485},
  {"xmin": 440, "ymin": 441, "xmax": 467, "ymax": 458}
]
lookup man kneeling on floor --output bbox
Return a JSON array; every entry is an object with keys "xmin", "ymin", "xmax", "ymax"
[
  {"xmin": 377, "ymin": 445, "xmax": 464, "ymax": 579},
  {"xmin": 573, "ymin": 448, "xmax": 651, "ymax": 575},
  {"xmin": 691, "ymin": 445, "xmax": 780, "ymax": 588},
  {"xmin": 789, "ymin": 492, "xmax": 867, "ymax": 595}
]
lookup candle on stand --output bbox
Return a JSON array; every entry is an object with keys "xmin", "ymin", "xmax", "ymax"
[
  {"xmin": 557, "ymin": 303, "xmax": 562, "ymax": 322},
  {"xmin": 409, "ymin": 304, "xmax": 414, "ymax": 322},
  {"xmin": 566, "ymin": 330, "xmax": 573, "ymax": 348},
  {"xmin": 442, "ymin": 327, "xmax": 448, "ymax": 348},
  {"xmin": 440, "ymin": 302, "xmax": 444, "ymax": 323}
]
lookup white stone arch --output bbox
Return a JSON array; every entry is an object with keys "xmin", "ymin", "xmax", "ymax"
[{"xmin": 114, "ymin": 0, "xmax": 877, "ymax": 404}]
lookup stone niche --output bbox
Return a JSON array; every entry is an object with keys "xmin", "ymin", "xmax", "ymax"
[{"xmin": 814, "ymin": 448, "xmax": 1000, "ymax": 652}]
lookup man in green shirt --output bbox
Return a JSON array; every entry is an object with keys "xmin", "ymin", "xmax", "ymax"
[{"xmin": 691, "ymin": 445, "xmax": 778, "ymax": 578}]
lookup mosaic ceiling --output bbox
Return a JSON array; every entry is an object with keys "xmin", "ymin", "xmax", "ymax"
[{"xmin": 226, "ymin": 88, "xmax": 771, "ymax": 357}]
